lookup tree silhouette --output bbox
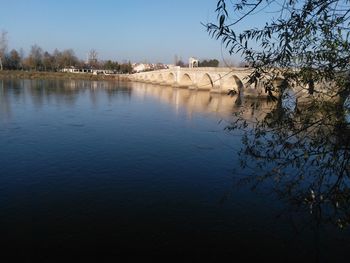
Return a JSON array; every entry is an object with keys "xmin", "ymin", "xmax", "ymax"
[
  {"xmin": 206, "ymin": 0, "xmax": 350, "ymax": 100},
  {"xmin": 206, "ymin": 0, "xmax": 350, "ymax": 229}
]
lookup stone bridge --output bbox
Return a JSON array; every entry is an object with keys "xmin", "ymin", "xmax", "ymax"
[
  {"xmin": 129, "ymin": 66, "xmax": 267, "ymax": 96},
  {"xmin": 128, "ymin": 66, "xmax": 337, "ymax": 102}
]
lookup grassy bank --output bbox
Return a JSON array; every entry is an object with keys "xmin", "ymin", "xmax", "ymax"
[{"xmin": 0, "ymin": 70, "xmax": 131, "ymax": 81}]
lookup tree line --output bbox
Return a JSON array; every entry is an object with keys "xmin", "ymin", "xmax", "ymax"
[
  {"xmin": 3, "ymin": 45, "xmax": 132, "ymax": 73},
  {"xmin": 0, "ymin": 31, "xmax": 132, "ymax": 73},
  {"xmin": 175, "ymin": 58, "xmax": 220, "ymax": 67}
]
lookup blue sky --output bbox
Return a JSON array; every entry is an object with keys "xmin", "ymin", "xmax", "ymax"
[{"xmin": 1, "ymin": 0, "xmax": 241, "ymax": 64}]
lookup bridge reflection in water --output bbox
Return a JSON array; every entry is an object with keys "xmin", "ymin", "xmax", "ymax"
[
  {"xmin": 129, "ymin": 82, "xmax": 276, "ymax": 121},
  {"xmin": 0, "ymin": 78, "xmax": 293, "ymax": 124}
]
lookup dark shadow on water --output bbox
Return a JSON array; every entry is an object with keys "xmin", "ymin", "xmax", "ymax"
[{"xmin": 225, "ymin": 90, "xmax": 350, "ymax": 262}]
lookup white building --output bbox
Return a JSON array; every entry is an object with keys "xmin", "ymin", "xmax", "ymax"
[{"xmin": 62, "ymin": 67, "xmax": 93, "ymax": 73}]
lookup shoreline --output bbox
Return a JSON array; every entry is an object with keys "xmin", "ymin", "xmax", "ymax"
[{"xmin": 0, "ymin": 70, "xmax": 131, "ymax": 81}]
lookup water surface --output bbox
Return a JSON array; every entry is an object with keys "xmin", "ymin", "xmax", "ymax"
[{"xmin": 0, "ymin": 79, "xmax": 348, "ymax": 261}]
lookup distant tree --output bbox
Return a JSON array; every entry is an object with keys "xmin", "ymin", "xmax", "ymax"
[
  {"xmin": 103, "ymin": 60, "xmax": 119, "ymax": 71},
  {"xmin": 6, "ymin": 49, "xmax": 21, "ymax": 70},
  {"xmin": 88, "ymin": 49, "xmax": 99, "ymax": 68},
  {"xmin": 48, "ymin": 49, "xmax": 79, "ymax": 71},
  {"xmin": 199, "ymin": 59, "xmax": 219, "ymax": 67},
  {"xmin": 27, "ymin": 44, "xmax": 43, "ymax": 71},
  {"xmin": 119, "ymin": 61, "xmax": 132, "ymax": 74},
  {"xmin": 176, "ymin": 60, "xmax": 185, "ymax": 67},
  {"xmin": 52, "ymin": 49, "xmax": 62, "ymax": 71},
  {"xmin": 61, "ymin": 49, "xmax": 78, "ymax": 68},
  {"xmin": 0, "ymin": 30, "xmax": 8, "ymax": 71},
  {"xmin": 42, "ymin": 51, "xmax": 54, "ymax": 71},
  {"xmin": 75, "ymin": 59, "xmax": 86, "ymax": 69},
  {"xmin": 19, "ymin": 48, "xmax": 25, "ymax": 70},
  {"xmin": 22, "ymin": 57, "xmax": 30, "ymax": 71}
]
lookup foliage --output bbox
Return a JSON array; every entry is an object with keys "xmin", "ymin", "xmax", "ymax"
[
  {"xmin": 26, "ymin": 44, "xmax": 43, "ymax": 70},
  {"xmin": 206, "ymin": 0, "xmax": 350, "ymax": 229},
  {"xmin": 176, "ymin": 59, "xmax": 186, "ymax": 67},
  {"xmin": 60, "ymin": 49, "xmax": 79, "ymax": 68},
  {"xmin": 199, "ymin": 59, "xmax": 219, "ymax": 67},
  {"xmin": 103, "ymin": 60, "xmax": 119, "ymax": 71},
  {"xmin": 6, "ymin": 49, "xmax": 21, "ymax": 70},
  {"xmin": 119, "ymin": 61, "xmax": 133, "ymax": 74},
  {"xmin": 0, "ymin": 30, "xmax": 8, "ymax": 70},
  {"xmin": 88, "ymin": 49, "xmax": 99, "ymax": 68},
  {"xmin": 0, "ymin": 32, "xmax": 133, "ymax": 74},
  {"xmin": 42, "ymin": 51, "xmax": 54, "ymax": 71},
  {"xmin": 206, "ymin": 0, "xmax": 350, "ymax": 99},
  {"xmin": 229, "ymin": 96, "xmax": 350, "ymax": 228}
]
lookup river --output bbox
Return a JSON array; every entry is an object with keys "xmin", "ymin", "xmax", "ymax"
[{"xmin": 0, "ymin": 79, "xmax": 349, "ymax": 261}]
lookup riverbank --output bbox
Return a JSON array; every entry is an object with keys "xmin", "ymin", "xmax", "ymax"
[{"xmin": 0, "ymin": 70, "xmax": 131, "ymax": 81}]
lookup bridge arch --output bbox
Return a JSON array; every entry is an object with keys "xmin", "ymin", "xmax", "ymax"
[
  {"xmin": 198, "ymin": 73, "xmax": 214, "ymax": 90},
  {"xmin": 221, "ymin": 75, "xmax": 244, "ymax": 94},
  {"xmin": 166, "ymin": 72, "xmax": 176, "ymax": 85},
  {"xmin": 179, "ymin": 73, "xmax": 193, "ymax": 87}
]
